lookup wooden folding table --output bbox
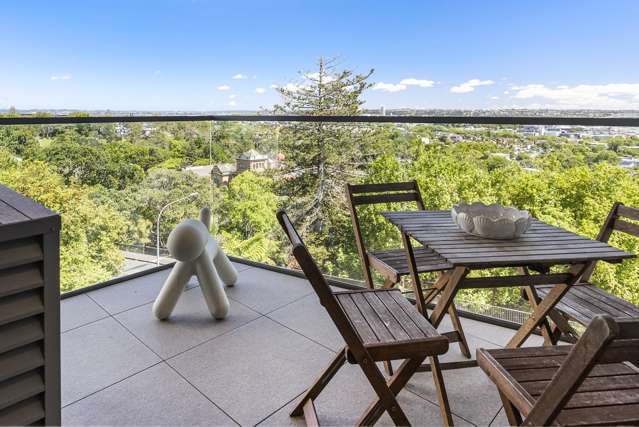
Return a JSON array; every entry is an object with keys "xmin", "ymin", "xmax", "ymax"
[{"xmin": 382, "ymin": 210, "xmax": 635, "ymax": 353}]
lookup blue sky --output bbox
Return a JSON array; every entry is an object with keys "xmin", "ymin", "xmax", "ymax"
[{"xmin": 2, "ymin": 0, "xmax": 639, "ymax": 111}]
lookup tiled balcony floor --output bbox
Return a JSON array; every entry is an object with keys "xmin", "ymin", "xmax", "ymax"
[{"xmin": 60, "ymin": 263, "xmax": 544, "ymax": 426}]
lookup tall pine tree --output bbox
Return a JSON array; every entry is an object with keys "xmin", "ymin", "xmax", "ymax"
[{"xmin": 274, "ymin": 57, "xmax": 374, "ymax": 273}]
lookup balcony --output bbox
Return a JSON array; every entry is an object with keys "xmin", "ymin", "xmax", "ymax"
[
  {"xmin": 1, "ymin": 113, "xmax": 637, "ymax": 426},
  {"xmin": 60, "ymin": 259, "xmax": 546, "ymax": 427}
]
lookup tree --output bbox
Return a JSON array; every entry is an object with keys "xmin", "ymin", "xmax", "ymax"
[
  {"xmin": 220, "ymin": 171, "xmax": 278, "ymax": 239},
  {"xmin": 0, "ymin": 150, "xmax": 128, "ymax": 291},
  {"xmin": 117, "ymin": 169, "xmax": 221, "ymax": 247},
  {"xmin": 216, "ymin": 171, "xmax": 283, "ymax": 265},
  {"xmin": 275, "ymin": 57, "xmax": 373, "ymax": 232},
  {"xmin": 274, "ymin": 58, "xmax": 373, "ymax": 271},
  {"xmin": 40, "ymin": 140, "xmax": 144, "ymax": 189}
]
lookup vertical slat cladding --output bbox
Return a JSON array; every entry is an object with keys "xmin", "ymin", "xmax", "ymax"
[
  {"xmin": 0, "ymin": 237, "xmax": 47, "ymax": 425},
  {"xmin": 0, "ymin": 396, "xmax": 45, "ymax": 426},
  {"xmin": 0, "ymin": 185, "xmax": 59, "ymax": 426}
]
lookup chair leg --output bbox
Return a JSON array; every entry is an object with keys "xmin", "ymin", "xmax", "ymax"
[
  {"xmin": 523, "ymin": 286, "xmax": 555, "ymax": 346},
  {"xmin": 382, "ymin": 277, "xmax": 395, "ymax": 289},
  {"xmin": 448, "ymin": 303, "xmax": 471, "ymax": 358},
  {"xmin": 429, "ymin": 356, "xmax": 454, "ymax": 427},
  {"xmin": 499, "ymin": 391, "xmax": 522, "ymax": 426},
  {"xmin": 290, "ymin": 348, "xmax": 346, "ymax": 417},
  {"xmin": 382, "ymin": 277, "xmax": 397, "ymax": 376},
  {"xmin": 384, "ymin": 360, "xmax": 394, "ymax": 376},
  {"xmin": 355, "ymin": 356, "xmax": 425, "ymax": 426}
]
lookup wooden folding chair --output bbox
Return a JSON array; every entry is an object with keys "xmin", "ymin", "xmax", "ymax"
[
  {"xmin": 478, "ymin": 315, "xmax": 639, "ymax": 426},
  {"xmin": 346, "ymin": 181, "xmax": 470, "ymax": 360},
  {"xmin": 277, "ymin": 210, "xmax": 454, "ymax": 426},
  {"xmin": 529, "ymin": 202, "xmax": 639, "ymax": 344}
]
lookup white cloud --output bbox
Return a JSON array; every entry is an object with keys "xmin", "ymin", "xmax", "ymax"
[
  {"xmin": 399, "ymin": 78, "xmax": 434, "ymax": 88},
  {"xmin": 50, "ymin": 75, "xmax": 72, "ymax": 81},
  {"xmin": 450, "ymin": 79, "xmax": 495, "ymax": 93},
  {"xmin": 217, "ymin": 85, "xmax": 231, "ymax": 91},
  {"xmin": 228, "ymin": 100, "xmax": 237, "ymax": 106},
  {"xmin": 372, "ymin": 82, "xmax": 407, "ymax": 93},
  {"xmin": 280, "ymin": 82, "xmax": 309, "ymax": 92},
  {"xmin": 490, "ymin": 96, "xmax": 500, "ymax": 100},
  {"xmin": 232, "ymin": 74, "xmax": 247, "ymax": 80},
  {"xmin": 255, "ymin": 87, "xmax": 266, "ymax": 94},
  {"xmin": 269, "ymin": 84, "xmax": 278, "ymax": 89},
  {"xmin": 153, "ymin": 70, "xmax": 161, "ymax": 76},
  {"xmin": 229, "ymin": 94, "xmax": 236, "ymax": 99},
  {"xmin": 304, "ymin": 72, "xmax": 336, "ymax": 83},
  {"xmin": 511, "ymin": 83, "xmax": 639, "ymax": 109}
]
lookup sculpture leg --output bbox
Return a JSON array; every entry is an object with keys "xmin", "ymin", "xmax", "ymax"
[
  {"xmin": 153, "ymin": 261, "xmax": 193, "ymax": 320},
  {"xmin": 195, "ymin": 250, "xmax": 230, "ymax": 319},
  {"xmin": 214, "ymin": 247, "xmax": 238, "ymax": 287}
]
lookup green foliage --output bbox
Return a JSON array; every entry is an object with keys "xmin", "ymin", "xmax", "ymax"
[
  {"xmin": 40, "ymin": 140, "xmax": 144, "ymax": 189},
  {"xmin": 116, "ymin": 169, "xmax": 221, "ymax": 247},
  {"xmin": 1, "ymin": 107, "xmax": 638, "ymax": 307},
  {"xmin": 217, "ymin": 171, "xmax": 283, "ymax": 264},
  {"xmin": 0, "ymin": 150, "xmax": 128, "ymax": 291},
  {"xmin": 221, "ymin": 172, "xmax": 278, "ymax": 238},
  {"xmin": 274, "ymin": 57, "xmax": 374, "ymax": 272}
]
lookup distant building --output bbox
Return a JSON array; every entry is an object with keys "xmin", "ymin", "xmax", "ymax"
[
  {"xmin": 212, "ymin": 163, "xmax": 237, "ymax": 185},
  {"xmin": 236, "ymin": 149, "xmax": 270, "ymax": 173},
  {"xmin": 619, "ymin": 157, "xmax": 639, "ymax": 169},
  {"xmin": 183, "ymin": 165, "xmax": 215, "ymax": 178},
  {"xmin": 186, "ymin": 149, "xmax": 284, "ymax": 186},
  {"xmin": 520, "ymin": 126, "xmax": 542, "ymax": 136},
  {"xmin": 543, "ymin": 127, "xmax": 563, "ymax": 137},
  {"xmin": 115, "ymin": 123, "xmax": 131, "ymax": 137},
  {"xmin": 142, "ymin": 123, "xmax": 156, "ymax": 137}
]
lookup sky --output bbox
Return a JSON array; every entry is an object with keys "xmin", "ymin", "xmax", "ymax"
[{"xmin": 2, "ymin": 0, "xmax": 639, "ymax": 111}]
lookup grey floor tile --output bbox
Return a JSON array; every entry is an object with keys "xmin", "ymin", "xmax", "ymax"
[
  {"xmin": 62, "ymin": 363, "xmax": 236, "ymax": 426},
  {"xmin": 268, "ymin": 293, "xmax": 344, "ymax": 351},
  {"xmin": 116, "ymin": 287, "xmax": 262, "ymax": 358},
  {"xmin": 438, "ymin": 314, "xmax": 544, "ymax": 348},
  {"xmin": 87, "ymin": 269, "xmax": 197, "ymax": 315},
  {"xmin": 407, "ymin": 366, "xmax": 502, "ymax": 426},
  {"xmin": 61, "ymin": 294, "xmax": 109, "ymax": 332},
  {"xmin": 187, "ymin": 262, "xmax": 254, "ymax": 289},
  {"xmin": 489, "ymin": 407, "xmax": 508, "ymax": 426},
  {"xmin": 168, "ymin": 316, "xmax": 334, "ymax": 426},
  {"xmin": 224, "ymin": 267, "xmax": 313, "ymax": 314},
  {"xmin": 439, "ymin": 334, "xmax": 501, "ymax": 364},
  {"xmin": 230, "ymin": 261, "xmax": 254, "ymax": 273},
  {"xmin": 258, "ymin": 363, "xmax": 472, "ymax": 427},
  {"xmin": 61, "ymin": 317, "xmax": 160, "ymax": 406}
]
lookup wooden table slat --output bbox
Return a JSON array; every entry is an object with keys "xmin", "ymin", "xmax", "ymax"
[{"xmin": 382, "ymin": 210, "xmax": 634, "ymax": 268}]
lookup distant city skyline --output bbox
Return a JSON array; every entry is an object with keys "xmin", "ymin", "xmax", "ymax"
[{"xmin": 2, "ymin": 1, "xmax": 639, "ymax": 111}]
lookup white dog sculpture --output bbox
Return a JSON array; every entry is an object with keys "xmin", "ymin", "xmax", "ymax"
[{"xmin": 153, "ymin": 208, "xmax": 237, "ymax": 320}]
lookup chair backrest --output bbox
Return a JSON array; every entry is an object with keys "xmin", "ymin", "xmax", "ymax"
[
  {"xmin": 345, "ymin": 181, "xmax": 425, "ymax": 287},
  {"xmin": 276, "ymin": 210, "xmax": 367, "ymax": 353},
  {"xmin": 523, "ymin": 315, "xmax": 639, "ymax": 426},
  {"xmin": 583, "ymin": 202, "xmax": 639, "ymax": 281}
]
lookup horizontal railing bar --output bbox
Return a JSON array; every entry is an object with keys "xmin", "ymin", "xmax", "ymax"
[{"xmin": 1, "ymin": 114, "xmax": 639, "ymax": 127}]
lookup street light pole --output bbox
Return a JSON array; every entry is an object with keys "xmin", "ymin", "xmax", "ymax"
[{"xmin": 156, "ymin": 192, "xmax": 199, "ymax": 265}]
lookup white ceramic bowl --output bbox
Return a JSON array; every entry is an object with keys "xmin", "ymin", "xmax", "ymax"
[{"xmin": 451, "ymin": 202, "xmax": 532, "ymax": 240}]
